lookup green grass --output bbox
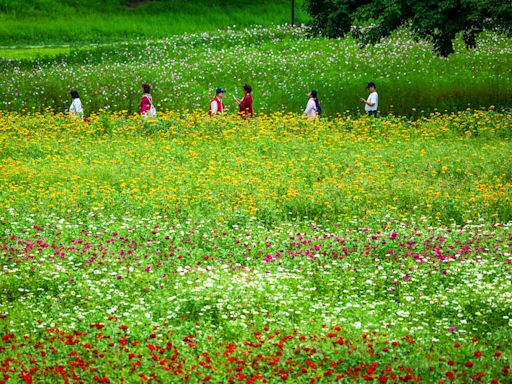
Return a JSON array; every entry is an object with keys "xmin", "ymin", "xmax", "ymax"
[
  {"xmin": 0, "ymin": 0, "xmax": 309, "ymax": 46},
  {"xmin": 0, "ymin": 46, "xmax": 74, "ymax": 59}
]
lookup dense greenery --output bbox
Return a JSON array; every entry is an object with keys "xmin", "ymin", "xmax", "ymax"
[
  {"xmin": 0, "ymin": 0, "xmax": 308, "ymax": 46},
  {"xmin": 304, "ymin": 0, "xmax": 512, "ymax": 56}
]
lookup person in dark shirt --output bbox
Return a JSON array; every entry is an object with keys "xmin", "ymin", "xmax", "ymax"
[{"xmin": 235, "ymin": 84, "xmax": 254, "ymax": 119}]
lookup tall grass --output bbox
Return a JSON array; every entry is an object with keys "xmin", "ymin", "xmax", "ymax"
[{"xmin": 0, "ymin": 0, "xmax": 309, "ymax": 46}]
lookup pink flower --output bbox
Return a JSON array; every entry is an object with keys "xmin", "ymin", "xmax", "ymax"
[
  {"xmin": 404, "ymin": 274, "xmax": 410, "ymax": 281},
  {"xmin": 117, "ymin": 275, "xmax": 122, "ymax": 280},
  {"xmin": 145, "ymin": 266, "xmax": 151, "ymax": 272}
]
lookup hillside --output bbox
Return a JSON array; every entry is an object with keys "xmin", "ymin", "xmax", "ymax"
[{"xmin": 0, "ymin": 0, "xmax": 308, "ymax": 46}]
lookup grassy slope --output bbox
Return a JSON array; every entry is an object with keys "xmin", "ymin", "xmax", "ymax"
[{"xmin": 0, "ymin": 0, "xmax": 308, "ymax": 46}]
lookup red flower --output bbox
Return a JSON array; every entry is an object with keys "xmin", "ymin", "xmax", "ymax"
[
  {"xmin": 464, "ymin": 361, "xmax": 473, "ymax": 368},
  {"xmin": 118, "ymin": 325, "xmax": 128, "ymax": 330},
  {"xmin": 474, "ymin": 351, "xmax": 482, "ymax": 358},
  {"xmin": 446, "ymin": 372, "xmax": 455, "ymax": 380}
]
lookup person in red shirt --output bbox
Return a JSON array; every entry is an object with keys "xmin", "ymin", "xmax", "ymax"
[
  {"xmin": 235, "ymin": 84, "xmax": 253, "ymax": 119},
  {"xmin": 209, "ymin": 88, "xmax": 226, "ymax": 116}
]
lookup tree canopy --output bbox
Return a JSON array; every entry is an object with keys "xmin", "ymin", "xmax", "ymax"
[{"xmin": 304, "ymin": 0, "xmax": 512, "ymax": 56}]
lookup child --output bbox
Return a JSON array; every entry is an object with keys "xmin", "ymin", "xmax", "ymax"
[{"xmin": 69, "ymin": 90, "xmax": 84, "ymax": 119}]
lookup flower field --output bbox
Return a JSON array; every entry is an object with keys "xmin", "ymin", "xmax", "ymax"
[
  {"xmin": 2, "ymin": 25, "xmax": 512, "ymax": 117},
  {"xmin": 1, "ymin": 110, "xmax": 511, "ymax": 383}
]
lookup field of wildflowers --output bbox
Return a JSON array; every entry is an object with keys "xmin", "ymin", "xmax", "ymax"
[
  {"xmin": 0, "ymin": 110, "xmax": 511, "ymax": 382},
  {"xmin": 1, "ymin": 26, "xmax": 512, "ymax": 117}
]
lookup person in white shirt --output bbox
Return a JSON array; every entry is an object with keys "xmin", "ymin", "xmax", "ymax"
[
  {"xmin": 304, "ymin": 90, "xmax": 318, "ymax": 119},
  {"xmin": 360, "ymin": 82, "xmax": 378, "ymax": 117},
  {"xmin": 69, "ymin": 90, "xmax": 84, "ymax": 119},
  {"xmin": 209, "ymin": 88, "xmax": 226, "ymax": 116}
]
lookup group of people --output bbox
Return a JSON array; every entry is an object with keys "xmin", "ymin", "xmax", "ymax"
[
  {"xmin": 207, "ymin": 84, "xmax": 254, "ymax": 118},
  {"xmin": 303, "ymin": 82, "xmax": 378, "ymax": 118},
  {"xmin": 68, "ymin": 81, "xmax": 378, "ymax": 119}
]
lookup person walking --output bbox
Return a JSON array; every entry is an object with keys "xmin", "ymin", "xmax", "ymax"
[
  {"xmin": 69, "ymin": 90, "xmax": 84, "ymax": 119},
  {"xmin": 140, "ymin": 83, "xmax": 157, "ymax": 118},
  {"xmin": 360, "ymin": 82, "xmax": 378, "ymax": 117},
  {"xmin": 234, "ymin": 84, "xmax": 254, "ymax": 119},
  {"xmin": 209, "ymin": 88, "xmax": 226, "ymax": 116},
  {"xmin": 304, "ymin": 90, "xmax": 320, "ymax": 119}
]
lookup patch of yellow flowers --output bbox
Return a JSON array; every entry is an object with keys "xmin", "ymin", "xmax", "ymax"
[{"xmin": 0, "ymin": 109, "xmax": 510, "ymax": 223}]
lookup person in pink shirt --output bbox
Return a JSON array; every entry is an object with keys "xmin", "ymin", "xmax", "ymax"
[
  {"xmin": 235, "ymin": 84, "xmax": 254, "ymax": 119},
  {"xmin": 140, "ymin": 83, "xmax": 156, "ymax": 117}
]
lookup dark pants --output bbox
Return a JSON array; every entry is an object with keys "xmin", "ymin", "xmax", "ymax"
[{"xmin": 367, "ymin": 110, "xmax": 378, "ymax": 117}]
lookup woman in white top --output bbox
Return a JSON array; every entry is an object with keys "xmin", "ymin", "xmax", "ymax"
[
  {"xmin": 304, "ymin": 90, "xmax": 319, "ymax": 118},
  {"xmin": 69, "ymin": 90, "xmax": 83, "ymax": 119}
]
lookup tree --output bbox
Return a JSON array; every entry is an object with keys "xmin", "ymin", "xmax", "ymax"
[{"xmin": 304, "ymin": 0, "xmax": 512, "ymax": 56}]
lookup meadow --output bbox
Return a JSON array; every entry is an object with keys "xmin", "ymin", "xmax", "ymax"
[
  {"xmin": 1, "ymin": 25, "xmax": 512, "ymax": 117},
  {"xmin": 1, "ymin": 2, "xmax": 512, "ymax": 382},
  {"xmin": 0, "ymin": 0, "xmax": 309, "ymax": 47},
  {"xmin": 0, "ymin": 110, "xmax": 511, "ymax": 382}
]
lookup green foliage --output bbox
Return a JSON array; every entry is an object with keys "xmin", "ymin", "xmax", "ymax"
[
  {"xmin": 304, "ymin": 0, "xmax": 512, "ymax": 56},
  {"xmin": 0, "ymin": 0, "xmax": 308, "ymax": 46}
]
